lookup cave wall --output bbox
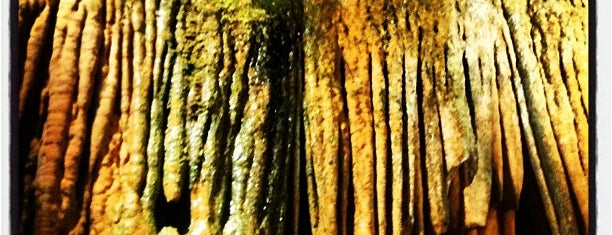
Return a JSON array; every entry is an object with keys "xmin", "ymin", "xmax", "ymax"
[{"xmin": 15, "ymin": 0, "xmax": 588, "ymax": 234}]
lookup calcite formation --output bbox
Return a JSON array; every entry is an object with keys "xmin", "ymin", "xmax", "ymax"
[{"xmin": 16, "ymin": 0, "xmax": 588, "ymax": 234}]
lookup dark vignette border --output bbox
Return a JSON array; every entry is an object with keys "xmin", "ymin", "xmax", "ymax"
[
  {"xmin": 10, "ymin": 0, "xmax": 19, "ymax": 233},
  {"xmin": 589, "ymin": 0, "xmax": 597, "ymax": 235}
]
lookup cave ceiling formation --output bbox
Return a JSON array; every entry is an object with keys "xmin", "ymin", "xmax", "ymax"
[{"xmin": 15, "ymin": 0, "xmax": 588, "ymax": 234}]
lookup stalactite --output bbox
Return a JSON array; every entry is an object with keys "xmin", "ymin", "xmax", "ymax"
[{"xmin": 15, "ymin": 0, "xmax": 589, "ymax": 234}]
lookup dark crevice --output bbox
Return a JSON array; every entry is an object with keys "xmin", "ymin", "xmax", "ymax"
[
  {"xmin": 381, "ymin": 45, "xmax": 393, "ymax": 235},
  {"xmin": 336, "ymin": 126, "xmax": 345, "ymax": 235},
  {"xmin": 306, "ymin": 153, "xmax": 319, "ymax": 228},
  {"xmin": 526, "ymin": 0, "xmax": 532, "ymax": 15},
  {"xmin": 347, "ymin": 162, "xmax": 356, "ymax": 235},
  {"xmin": 571, "ymin": 58, "xmax": 589, "ymax": 118},
  {"xmin": 555, "ymin": 48, "xmax": 570, "ymax": 104},
  {"xmin": 405, "ymin": 10, "xmax": 411, "ymax": 32},
  {"xmin": 443, "ymin": 45, "xmax": 449, "ymax": 90},
  {"xmin": 477, "ymin": 57, "xmax": 484, "ymax": 95},
  {"xmin": 499, "ymin": 117, "xmax": 516, "ymax": 208},
  {"xmin": 298, "ymin": 120, "xmax": 313, "ymax": 235},
  {"xmin": 434, "ymin": 118, "xmax": 448, "ymax": 210},
  {"xmin": 516, "ymin": 132, "xmax": 553, "ymax": 235},
  {"xmin": 454, "ymin": 0, "xmax": 461, "ymax": 12},
  {"xmin": 287, "ymin": 7, "xmax": 305, "ymax": 231},
  {"xmin": 462, "ymin": 52, "xmax": 478, "ymax": 142},
  {"xmin": 366, "ymin": 51, "xmax": 381, "ymax": 235},
  {"xmin": 433, "ymin": 21, "xmax": 439, "ymax": 34},
  {"xmin": 339, "ymin": 55, "xmax": 354, "ymax": 235},
  {"xmin": 416, "ymin": 26, "xmax": 434, "ymax": 235},
  {"xmin": 287, "ymin": 9, "xmax": 305, "ymax": 227},
  {"xmin": 492, "ymin": 81, "xmax": 503, "ymax": 207},
  {"xmin": 529, "ymin": 23, "xmax": 541, "ymax": 67},
  {"xmin": 336, "ymin": 122, "xmax": 352, "ymax": 235},
  {"xmin": 154, "ymin": 168, "xmax": 191, "ymax": 234},
  {"xmin": 447, "ymin": 169, "xmax": 465, "ymax": 232},
  {"xmin": 400, "ymin": 49, "xmax": 410, "ymax": 234},
  {"xmin": 261, "ymin": 17, "xmax": 297, "ymax": 230}
]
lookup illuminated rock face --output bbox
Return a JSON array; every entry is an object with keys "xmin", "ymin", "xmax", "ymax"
[{"xmin": 15, "ymin": 0, "xmax": 588, "ymax": 234}]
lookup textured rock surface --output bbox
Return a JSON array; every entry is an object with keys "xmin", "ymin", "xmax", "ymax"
[{"xmin": 16, "ymin": 0, "xmax": 588, "ymax": 234}]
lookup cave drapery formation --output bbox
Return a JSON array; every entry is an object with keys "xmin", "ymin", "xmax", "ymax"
[{"xmin": 15, "ymin": 0, "xmax": 589, "ymax": 233}]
